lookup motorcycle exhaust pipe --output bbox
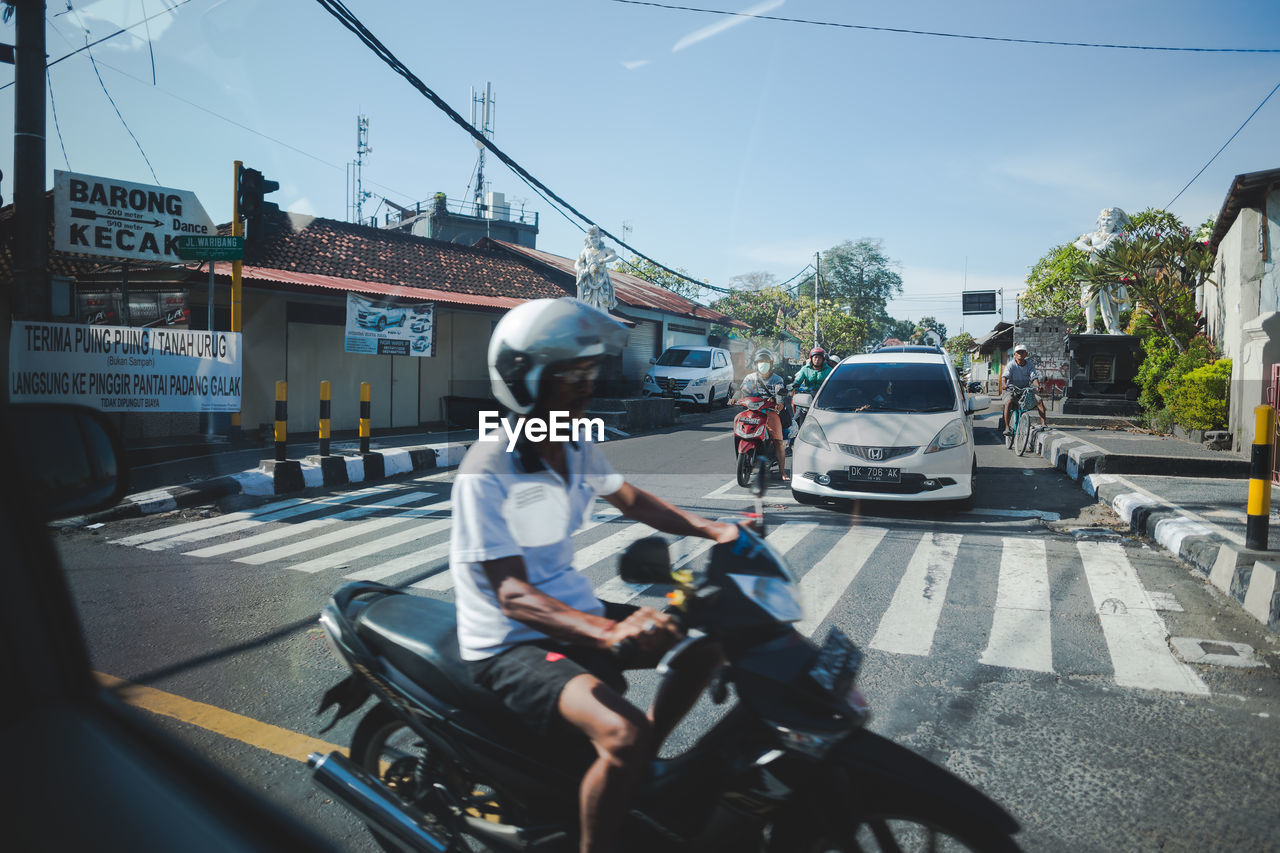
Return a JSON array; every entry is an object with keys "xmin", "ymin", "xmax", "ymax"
[{"xmin": 309, "ymin": 751, "xmax": 455, "ymax": 853}]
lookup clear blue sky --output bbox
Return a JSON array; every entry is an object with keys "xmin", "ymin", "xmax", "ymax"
[{"xmin": 5, "ymin": 0, "xmax": 1279, "ymax": 339}]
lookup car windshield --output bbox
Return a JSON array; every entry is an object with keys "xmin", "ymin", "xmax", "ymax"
[
  {"xmin": 815, "ymin": 363, "xmax": 956, "ymax": 413},
  {"xmin": 656, "ymin": 349, "xmax": 710, "ymax": 368}
]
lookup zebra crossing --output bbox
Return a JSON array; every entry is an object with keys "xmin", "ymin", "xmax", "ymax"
[{"xmin": 107, "ymin": 477, "xmax": 1211, "ymax": 697}]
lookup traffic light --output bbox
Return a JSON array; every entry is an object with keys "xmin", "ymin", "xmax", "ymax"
[{"xmin": 236, "ymin": 164, "xmax": 281, "ymax": 246}]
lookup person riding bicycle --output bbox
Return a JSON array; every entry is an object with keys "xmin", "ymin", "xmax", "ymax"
[
  {"xmin": 734, "ymin": 349, "xmax": 789, "ymax": 482},
  {"xmin": 451, "ymin": 297, "xmax": 740, "ymax": 852},
  {"xmin": 1001, "ymin": 344, "xmax": 1048, "ymax": 435}
]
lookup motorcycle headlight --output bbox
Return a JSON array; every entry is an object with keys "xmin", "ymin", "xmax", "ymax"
[
  {"xmin": 925, "ymin": 418, "xmax": 967, "ymax": 453},
  {"xmin": 796, "ymin": 417, "xmax": 831, "ymax": 451}
]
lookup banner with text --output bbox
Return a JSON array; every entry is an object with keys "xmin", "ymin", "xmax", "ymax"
[
  {"xmin": 9, "ymin": 321, "xmax": 242, "ymax": 412},
  {"xmin": 344, "ymin": 294, "xmax": 435, "ymax": 357}
]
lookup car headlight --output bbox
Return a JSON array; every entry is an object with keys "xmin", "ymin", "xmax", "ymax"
[
  {"xmin": 643, "ymin": 375, "xmax": 657, "ymax": 385},
  {"xmin": 688, "ymin": 377, "xmax": 707, "ymax": 386},
  {"xmin": 925, "ymin": 418, "xmax": 966, "ymax": 453},
  {"xmin": 796, "ymin": 417, "xmax": 830, "ymax": 450}
]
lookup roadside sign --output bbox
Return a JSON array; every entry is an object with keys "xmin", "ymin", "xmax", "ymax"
[
  {"xmin": 962, "ymin": 291, "xmax": 998, "ymax": 315},
  {"xmin": 176, "ymin": 235, "xmax": 243, "ymax": 261},
  {"xmin": 53, "ymin": 170, "xmax": 217, "ymax": 264}
]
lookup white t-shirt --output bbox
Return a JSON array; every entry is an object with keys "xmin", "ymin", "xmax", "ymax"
[{"xmin": 449, "ymin": 437, "xmax": 625, "ymax": 661}]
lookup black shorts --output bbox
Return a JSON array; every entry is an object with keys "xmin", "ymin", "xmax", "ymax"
[{"xmin": 465, "ymin": 601, "xmax": 637, "ymax": 736}]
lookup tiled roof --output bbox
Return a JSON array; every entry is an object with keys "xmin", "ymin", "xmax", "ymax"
[
  {"xmin": 225, "ymin": 212, "xmax": 568, "ymax": 302},
  {"xmin": 480, "ymin": 238, "xmax": 749, "ymax": 330},
  {"xmin": 211, "ymin": 264, "xmax": 531, "ymax": 309}
]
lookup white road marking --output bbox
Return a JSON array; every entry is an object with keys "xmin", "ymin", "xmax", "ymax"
[
  {"xmin": 869, "ymin": 532, "xmax": 963, "ymax": 657},
  {"xmin": 1076, "ymin": 541, "xmax": 1209, "ymax": 696},
  {"xmin": 295, "ymin": 518, "xmax": 453, "ymax": 576},
  {"xmin": 109, "ymin": 496, "xmax": 312, "ymax": 547},
  {"xmin": 240, "ymin": 500, "xmax": 451, "ymax": 567},
  {"xmin": 794, "ymin": 526, "xmax": 887, "ymax": 637},
  {"xmin": 133, "ymin": 486, "xmax": 392, "ymax": 551},
  {"xmin": 701, "ymin": 479, "xmax": 742, "ymax": 499},
  {"xmin": 701, "ymin": 432, "xmax": 734, "ymax": 442},
  {"xmin": 183, "ymin": 491, "xmax": 431, "ymax": 558},
  {"xmin": 980, "ymin": 538, "xmax": 1053, "ymax": 673}
]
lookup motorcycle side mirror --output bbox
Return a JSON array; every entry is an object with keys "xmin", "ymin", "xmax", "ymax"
[{"xmin": 619, "ymin": 536, "xmax": 672, "ymax": 584}]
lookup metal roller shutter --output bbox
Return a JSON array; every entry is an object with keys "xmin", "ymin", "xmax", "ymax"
[{"xmin": 622, "ymin": 319, "xmax": 660, "ymax": 380}]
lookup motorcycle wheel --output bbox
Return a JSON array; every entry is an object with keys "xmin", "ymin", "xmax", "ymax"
[
  {"xmin": 350, "ymin": 703, "xmax": 471, "ymax": 852},
  {"xmin": 736, "ymin": 448, "xmax": 756, "ymax": 488}
]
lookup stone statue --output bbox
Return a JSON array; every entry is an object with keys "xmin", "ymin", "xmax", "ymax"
[
  {"xmin": 574, "ymin": 226, "xmax": 618, "ymax": 311},
  {"xmin": 1073, "ymin": 207, "xmax": 1130, "ymax": 334}
]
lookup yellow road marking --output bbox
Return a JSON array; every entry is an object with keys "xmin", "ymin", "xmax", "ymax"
[{"xmin": 95, "ymin": 671, "xmax": 345, "ymax": 763}]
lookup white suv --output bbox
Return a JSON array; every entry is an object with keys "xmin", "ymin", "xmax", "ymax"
[
  {"xmin": 790, "ymin": 348, "xmax": 988, "ymax": 506},
  {"xmin": 642, "ymin": 346, "xmax": 735, "ymax": 410}
]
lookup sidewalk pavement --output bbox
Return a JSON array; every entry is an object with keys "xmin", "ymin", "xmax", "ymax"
[{"xmin": 1036, "ymin": 421, "xmax": 1279, "ymax": 635}]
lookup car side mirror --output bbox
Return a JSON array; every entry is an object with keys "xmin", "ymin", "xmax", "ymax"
[
  {"xmin": 793, "ymin": 393, "xmax": 813, "ymax": 409},
  {"xmin": 619, "ymin": 536, "xmax": 672, "ymax": 584},
  {"xmin": 965, "ymin": 394, "xmax": 990, "ymax": 414},
  {"xmin": 11, "ymin": 404, "xmax": 128, "ymax": 519},
  {"xmin": 649, "ymin": 357, "xmax": 657, "ymax": 365}
]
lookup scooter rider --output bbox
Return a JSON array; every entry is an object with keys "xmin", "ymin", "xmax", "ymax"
[
  {"xmin": 451, "ymin": 297, "xmax": 740, "ymax": 853},
  {"xmin": 792, "ymin": 346, "xmax": 833, "ymax": 411},
  {"xmin": 734, "ymin": 349, "xmax": 789, "ymax": 482}
]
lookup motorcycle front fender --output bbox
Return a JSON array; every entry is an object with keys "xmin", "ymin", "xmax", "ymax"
[{"xmin": 737, "ymin": 438, "xmax": 760, "ymax": 455}]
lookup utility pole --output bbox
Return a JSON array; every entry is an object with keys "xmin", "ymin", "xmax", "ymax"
[
  {"xmin": 3, "ymin": 0, "xmax": 47, "ymax": 404},
  {"xmin": 470, "ymin": 83, "xmax": 494, "ymax": 211},
  {"xmin": 12, "ymin": 0, "xmax": 45, "ymax": 316},
  {"xmin": 813, "ymin": 251, "xmax": 820, "ymax": 346}
]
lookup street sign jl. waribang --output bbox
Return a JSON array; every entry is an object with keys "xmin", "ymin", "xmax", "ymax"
[{"xmin": 176, "ymin": 235, "xmax": 244, "ymax": 261}]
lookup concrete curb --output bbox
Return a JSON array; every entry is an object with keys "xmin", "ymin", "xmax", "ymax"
[
  {"xmin": 1035, "ymin": 429, "xmax": 1280, "ymax": 634},
  {"xmin": 87, "ymin": 440, "xmax": 473, "ymax": 523}
]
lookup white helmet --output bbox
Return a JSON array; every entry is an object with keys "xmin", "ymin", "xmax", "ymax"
[{"xmin": 488, "ymin": 298, "xmax": 629, "ymax": 414}]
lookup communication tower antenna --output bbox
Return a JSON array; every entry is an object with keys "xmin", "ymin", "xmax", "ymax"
[
  {"xmin": 347, "ymin": 115, "xmax": 373, "ymax": 223},
  {"xmin": 470, "ymin": 83, "xmax": 495, "ymax": 210},
  {"xmin": 622, "ymin": 221, "xmax": 632, "ymax": 244}
]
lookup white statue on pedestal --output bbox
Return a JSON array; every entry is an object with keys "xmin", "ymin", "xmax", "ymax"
[
  {"xmin": 574, "ymin": 226, "xmax": 618, "ymax": 311},
  {"xmin": 1073, "ymin": 207, "xmax": 1130, "ymax": 334}
]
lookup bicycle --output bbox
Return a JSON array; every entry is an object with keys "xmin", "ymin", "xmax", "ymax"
[{"xmin": 1005, "ymin": 386, "xmax": 1041, "ymax": 456}]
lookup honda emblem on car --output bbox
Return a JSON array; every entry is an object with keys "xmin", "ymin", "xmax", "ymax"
[{"xmin": 867, "ymin": 447, "xmax": 884, "ymax": 461}]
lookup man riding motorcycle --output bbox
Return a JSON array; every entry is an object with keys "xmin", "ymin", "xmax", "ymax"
[
  {"xmin": 452, "ymin": 297, "xmax": 740, "ymax": 853},
  {"xmin": 733, "ymin": 349, "xmax": 789, "ymax": 482}
]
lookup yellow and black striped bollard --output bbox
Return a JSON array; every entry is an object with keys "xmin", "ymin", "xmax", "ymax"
[
  {"xmin": 274, "ymin": 380, "xmax": 288, "ymax": 462},
  {"xmin": 318, "ymin": 380, "xmax": 332, "ymax": 457},
  {"xmin": 1247, "ymin": 404, "xmax": 1275, "ymax": 551},
  {"xmin": 359, "ymin": 381, "xmax": 371, "ymax": 455}
]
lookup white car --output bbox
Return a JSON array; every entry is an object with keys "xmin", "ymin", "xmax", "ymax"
[
  {"xmin": 642, "ymin": 346, "xmax": 735, "ymax": 410},
  {"xmin": 790, "ymin": 350, "xmax": 987, "ymax": 507}
]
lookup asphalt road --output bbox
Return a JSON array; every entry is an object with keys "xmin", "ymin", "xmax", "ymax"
[{"xmin": 54, "ymin": 407, "xmax": 1280, "ymax": 851}]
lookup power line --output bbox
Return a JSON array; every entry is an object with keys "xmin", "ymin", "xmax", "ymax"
[
  {"xmin": 78, "ymin": 14, "xmax": 160, "ymax": 183},
  {"xmin": 611, "ymin": 0, "xmax": 1280, "ymax": 53},
  {"xmin": 312, "ymin": 0, "xmax": 715, "ymax": 295},
  {"xmin": 47, "ymin": 67, "xmax": 71, "ymax": 169},
  {"xmin": 0, "ymin": 0, "xmax": 199, "ymax": 91},
  {"xmin": 1165, "ymin": 79, "xmax": 1280, "ymax": 208}
]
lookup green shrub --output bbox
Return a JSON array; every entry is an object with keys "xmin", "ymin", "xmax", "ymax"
[
  {"xmin": 1146, "ymin": 407, "xmax": 1176, "ymax": 435},
  {"xmin": 1135, "ymin": 336, "xmax": 1177, "ymax": 412},
  {"xmin": 1167, "ymin": 359, "xmax": 1231, "ymax": 431}
]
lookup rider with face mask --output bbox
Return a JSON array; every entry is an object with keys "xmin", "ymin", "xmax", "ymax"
[{"xmin": 734, "ymin": 349, "xmax": 789, "ymax": 482}]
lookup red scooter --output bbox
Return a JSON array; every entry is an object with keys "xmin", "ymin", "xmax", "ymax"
[{"xmin": 733, "ymin": 391, "xmax": 789, "ymax": 487}]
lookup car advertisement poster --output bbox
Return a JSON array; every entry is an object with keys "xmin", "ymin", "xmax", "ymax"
[
  {"xmin": 343, "ymin": 294, "xmax": 434, "ymax": 357},
  {"xmin": 9, "ymin": 321, "xmax": 242, "ymax": 412}
]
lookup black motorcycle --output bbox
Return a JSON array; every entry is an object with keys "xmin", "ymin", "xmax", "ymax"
[{"xmin": 310, "ymin": 502, "xmax": 1021, "ymax": 851}]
